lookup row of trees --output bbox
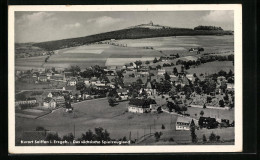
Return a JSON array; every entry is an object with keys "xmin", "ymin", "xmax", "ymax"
[
  {"xmin": 194, "ymin": 25, "xmax": 223, "ymax": 31},
  {"xmin": 30, "ymin": 126, "xmax": 131, "ymax": 145}
]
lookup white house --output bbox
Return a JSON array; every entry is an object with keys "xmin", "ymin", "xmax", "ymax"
[
  {"xmin": 157, "ymin": 69, "xmax": 166, "ymax": 76},
  {"xmin": 68, "ymin": 78, "xmax": 77, "ymax": 86},
  {"xmin": 176, "ymin": 117, "xmax": 192, "ymax": 131},
  {"xmin": 186, "ymin": 74, "xmax": 194, "ymax": 81},
  {"xmin": 43, "ymin": 97, "xmax": 56, "ymax": 109},
  {"xmin": 117, "ymin": 88, "xmax": 129, "ymax": 101},
  {"xmin": 226, "ymin": 83, "xmax": 234, "ymax": 90}
]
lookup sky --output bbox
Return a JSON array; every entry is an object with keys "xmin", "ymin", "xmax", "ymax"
[{"xmin": 15, "ymin": 11, "xmax": 234, "ymax": 43}]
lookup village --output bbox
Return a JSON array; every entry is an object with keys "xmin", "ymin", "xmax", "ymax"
[{"xmin": 15, "ymin": 47, "xmax": 235, "ymax": 145}]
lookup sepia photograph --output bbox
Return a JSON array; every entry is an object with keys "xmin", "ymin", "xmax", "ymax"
[{"xmin": 8, "ymin": 5, "xmax": 242, "ymax": 153}]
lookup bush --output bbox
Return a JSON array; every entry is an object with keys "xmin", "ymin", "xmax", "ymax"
[
  {"xmin": 202, "ymin": 134, "xmax": 207, "ymax": 142},
  {"xmin": 154, "ymin": 132, "xmax": 163, "ymax": 141},
  {"xmin": 209, "ymin": 132, "xmax": 216, "ymax": 142},
  {"xmin": 169, "ymin": 138, "xmax": 174, "ymax": 142},
  {"xmin": 62, "ymin": 133, "xmax": 74, "ymax": 142},
  {"xmin": 161, "ymin": 124, "xmax": 165, "ymax": 129}
]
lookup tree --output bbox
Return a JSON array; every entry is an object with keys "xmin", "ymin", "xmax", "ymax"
[
  {"xmin": 207, "ymin": 96, "xmax": 212, "ymax": 103},
  {"xmin": 181, "ymin": 65, "xmax": 184, "ymax": 73},
  {"xmin": 173, "ymin": 67, "xmax": 178, "ymax": 75},
  {"xmin": 134, "ymin": 60, "xmax": 142, "ymax": 67},
  {"xmin": 176, "ymin": 53, "xmax": 180, "ymax": 58},
  {"xmin": 183, "ymin": 86, "xmax": 192, "ymax": 99},
  {"xmin": 209, "ymin": 132, "xmax": 217, "ymax": 142},
  {"xmin": 154, "ymin": 132, "xmax": 162, "ymax": 141},
  {"xmin": 81, "ymin": 130, "xmax": 95, "ymax": 141},
  {"xmin": 200, "ymin": 110, "xmax": 204, "ymax": 116},
  {"xmin": 70, "ymin": 65, "xmax": 81, "ymax": 77},
  {"xmin": 62, "ymin": 133, "xmax": 74, "ymax": 142},
  {"xmin": 145, "ymin": 61, "xmax": 150, "ymax": 65},
  {"xmin": 15, "ymin": 93, "xmax": 26, "ymax": 101},
  {"xmin": 190, "ymin": 119, "xmax": 197, "ymax": 143},
  {"xmin": 80, "ymin": 69, "xmax": 93, "ymax": 78},
  {"xmin": 136, "ymin": 78, "xmax": 143, "ymax": 85},
  {"xmin": 108, "ymin": 97, "xmax": 117, "ymax": 106},
  {"xmin": 202, "ymin": 134, "xmax": 207, "ymax": 142},
  {"xmin": 219, "ymin": 100, "xmax": 225, "ymax": 107},
  {"xmin": 181, "ymin": 106, "xmax": 188, "ymax": 114},
  {"xmin": 153, "ymin": 57, "xmax": 158, "ymax": 63},
  {"xmin": 203, "ymin": 104, "xmax": 206, "ymax": 109},
  {"xmin": 164, "ymin": 72, "xmax": 170, "ymax": 81},
  {"xmin": 228, "ymin": 69, "xmax": 233, "ymax": 77},
  {"xmin": 45, "ymin": 133, "xmax": 61, "ymax": 141},
  {"xmin": 216, "ymin": 135, "xmax": 221, "ymax": 142},
  {"xmin": 36, "ymin": 126, "xmax": 46, "ymax": 131},
  {"xmin": 156, "ymin": 65, "xmax": 161, "ymax": 70},
  {"xmin": 94, "ymin": 127, "xmax": 110, "ymax": 141},
  {"xmin": 76, "ymin": 81, "xmax": 86, "ymax": 94},
  {"xmin": 167, "ymin": 101, "xmax": 175, "ymax": 112},
  {"xmin": 194, "ymin": 86, "xmax": 202, "ymax": 94},
  {"xmin": 161, "ymin": 124, "xmax": 165, "ymax": 129},
  {"xmin": 157, "ymin": 80, "xmax": 172, "ymax": 94}
]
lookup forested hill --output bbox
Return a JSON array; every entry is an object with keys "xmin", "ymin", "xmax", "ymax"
[{"xmin": 32, "ymin": 26, "xmax": 233, "ymax": 51}]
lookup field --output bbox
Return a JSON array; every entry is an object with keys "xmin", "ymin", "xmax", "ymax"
[
  {"xmin": 186, "ymin": 61, "xmax": 234, "ymax": 76},
  {"xmin": 15, "ymin": 35, "xmax": 234, "ymax": 69},
  {"xmin": 16, "ymin": 98, "xmax": 234, "ymax": 145}
]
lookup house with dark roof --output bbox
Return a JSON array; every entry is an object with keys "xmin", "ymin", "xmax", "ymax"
[
  {"xmin": 199, "ymin": 117, "xmax": 219, "ymax": 129},
  {"xmin": 38, "ymin": 74, "xmax": 47, "ymax": 82},
  {"xmin": 51, "ymin": 91, "xmax": 61, "ymax": 97},
  {"xmin": 116, "ymin": 88, "xmax": 129, "ymax": 100},
  {"xmin": 128, "ymin": 98, "xmax": 151, "ymax": 113},
  {"xmin": 67, "ymin": 78, "xmax": 77, "ymax": 86},
  {"xmin": 43, "ymin": 97, "xmax": 56, "ymax": 109}
]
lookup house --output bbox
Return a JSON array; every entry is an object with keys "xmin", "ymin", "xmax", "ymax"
[
  {"xmin": 198, "ymin": 117, "xmax": 219, "ymax": 129},
  {"xmin": 15, "ymin": 97, "xmax": 37, "ymax": 106},
  {"xmin": 186, "ymin": 74, "xmax": 194, "ymax": 81},
  {"xmin": 50, "ymin": 74, "xmax": 66, "ymax": 82},
  {"xmin": 217, "ymin": 76, "xmax": 226, "ymax": 84},
  {"xmin": 117, "ymin": 88, "xmax": 128, "ymax": 100},
  {"xmin": 43, "ymin": 97, "xmax": 56, "ymax": 109},
  {"xmin": 38, "ymin": 74, "xmax": 47, "ymax": 82},
  {"xmin": 32, "ymin": 72, "xmax": 39, "ymax": 78},
  {"xmin": 64, "ymin": 71, "xmax": 73, "ymax": 78},
  {"xmin": 51, "ymin": 91, "xmax": 61, "ymax": 97},
  {"xmin": 157, "ymin": 69, "xmax": 166, "ymax": 76},
  {"xmin": 104, "ymin": 69, "xmax": 115, "ymax": 76},
  {"xmin": 226, "ymin": 83, "xmax": 234, "ymax": 90},
  {"xmin": 128, "ymin": 98, "xmax": 151, "ymax": 113},
  {"xmin": 144, "ymin": 78, "xmax": 156, "ymax": 95},
  {"xmin": 54, "ymin": 96, "xmax": 65, "ymax": 106},
  {"xmin": 95, "ymin": 81, "xmax": 106, "ymax": 87},
  {"xmin": 67, "ymin": 78, "xmax": 77, "ymax": 86},
  {"xmin": 126, "ymin": 65, "xmax": 135, "ymax": 70},
  {"xmin": 46, "ymin": 70, "xmax": 53, "ymax": 78},
  {"xmin": 176, "ymin": 117, "xmax": 192, "ymax": 131},
  {"xmin": 174, "ymin": 75, "xmax": 190, "ymax": 87}
]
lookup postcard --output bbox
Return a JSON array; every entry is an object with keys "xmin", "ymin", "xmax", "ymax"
[{"xmin": 8, "ymin": 4, "xmax": 242, "ymax": 153}]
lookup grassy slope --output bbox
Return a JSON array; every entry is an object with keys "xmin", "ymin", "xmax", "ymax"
[{"xmin": 32, "ymin": 28, "xmax": 233, "ymax": 51}]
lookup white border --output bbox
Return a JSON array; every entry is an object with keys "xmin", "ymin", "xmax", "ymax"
[{"xmin": 8, "ymin": 4, "xmax": 242, "ymax": 154}]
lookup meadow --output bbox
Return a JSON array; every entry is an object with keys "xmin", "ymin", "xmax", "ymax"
[
  {"xmin": 15, "ymin": 35, "xmax": 234, "ymax": 69},
  {"xmin": 16, "ymin": 98, "xmax": 234, "ymax": 145}
]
